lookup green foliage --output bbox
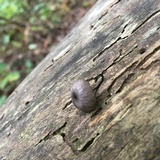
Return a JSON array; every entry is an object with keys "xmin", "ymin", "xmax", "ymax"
[
  {"xmin": 0, "ymin": 0, "xmax": 25, "ymax": 19},
  {"xmin": 0, "ymin": 0, "xmax": 67, "ymax": 54},
  {"xmin": 2, "ymin": 34, "xmax": 10, "ymax": 45},
  {"xmin": 0, "ymin": 0, "xmax": 71, "ymax": 107},
  {"xmin": 25, "ymin": 59, "xmax": 34, "ymax": 73},
  {"xmin": 0, "ymin": 62, "xmax": 9, "ymax": 74},
  {"xmin": 30, "ymin": 1, "xmax": 63, "ymax": 25},
  {"xmin": 0, "ymin": 0, "xmax": 72, "ymax": 107},
  {"xmin": 82, "ymin": 2, "xmax": 90, "ymax": 8},
  {"xmin": 0, "ymin": 62, "xmax": 21, "ymax": 106},
  {"xmin": 28, "ymin": 43, "xmax": 37, "ymax": 50},
  {"xmin": 0, "ymin": 71, "xmax": 20, "ymax": 90},
  {"xmin": 12, "ymin": 41, "xmax": 22, "ymax": 48}
]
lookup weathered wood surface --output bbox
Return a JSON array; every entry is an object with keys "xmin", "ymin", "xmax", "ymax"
[{"xmin": 0, "ymin": 0, "xmax": 160, "ymax": 159}]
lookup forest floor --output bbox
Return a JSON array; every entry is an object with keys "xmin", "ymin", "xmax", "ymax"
[{"xmin": 0, "ymin": 0, "xmax": 96, "ymax": 106}]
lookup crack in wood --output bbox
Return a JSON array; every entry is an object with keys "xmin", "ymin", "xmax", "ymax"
[
  {"xmin": 98, "ymin": 10, "xmax": 108, "ymax": 20},
  {"xmin": 87, "ymin": 74, "xmax": 104, "ymax": 93},
  {"xmin": 60, "ymin": 133, "xmax": 79, "ymax": 155},
  {"xmin": 99, "ymin": 46, "xmax": 135, "ymax": 77},
  {"xmin": 90, "ymin": 45, "xmax": 139, "ymax": 102},
  {"xmin": 92, "ymin": 45, "xmax": 138, "ymax": 85},
  {"xmin": 35, "ymin": 122, "xmax": 67, "ymax": 147},
  {"xmin": 93, "ymin": 21, "xmax": 132, "ymax": 62},
  {"xmin": 79, "ymin": 133, "xmax": 100, "ymax": 152},
  {"xmin": 0, "ymin": 156, "xmax": 7, "ymax": 160},
  {"xmin": 62, "ymin": 101, "xmax": 72, "ymax": 110},
  {"xmin": 141, "ymin": 59, "xmax": 160, "ymax": 71},
  {"xmin": 93, "ymin": 37, "xmax": 122, "ymax": 62},
  {"xmin": 105, "ymin": 45, "xmax": 160, "ymax": 95},
  {"xmin": 93, "ymin": 46, "xmax": 122, "ymax": 75},
  {"xmin": 91, "ymin": 107, "xmax": 103, "ymax": 118},
  {"xmin": 93, "ymin": 74, "xmax": 104, "ymax": 92},
  {"xmin": 131, "ymin": 10, "xmax": 160, "ymax": 34},
  {"xmin": 44, "ymin": 63, "xmax": 54, "ymax": 72},
  {"xmin": 0, "ymin": 114, "xmax": 4, "ymax": 121},
  {"xmin": 44, "ymin": 46, "xmax": 73, "ymax": 72},
  {"xmin": 121, "ymin": 24, "xmax": 129, "ymax": 34},
  {"xmin": 115, "ymin": 73, "xmax": 135, "ymax": 94},
  {"xmin": 66, "ymin": 133, "xmax": 101, "ymax": 154},
  {"xmin": 72, "ymin": 138, "xmax": 79, "ymax": 143},
  {"xmin": 35, "ymin": 131, "xmax": 51, "ymax": 147},
  {"xmin": 110, "ymin": 0, "xmax": 122, "ymax": 8},
  {"xmin": 135, "ymin": 45, "xmax": 160, "ymax": 69},
  {"xmin": 102, "ymin": 14, "xmax": 122, "ymax": 25},
  {"xmin": 115, "ymin": 45, "xmax": 138, "ymax": 63},
  {"xmin": 107, "ymin": 61, "xmax": 138, "ymax": 95},
  {"xmin": 119, "ymin": 103, "xmax": 133, "ymax": 119}
]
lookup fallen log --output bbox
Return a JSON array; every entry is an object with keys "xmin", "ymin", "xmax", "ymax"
[{"xmin": 0, "ymin": 0, "xmax": 160, "ymax": 159}]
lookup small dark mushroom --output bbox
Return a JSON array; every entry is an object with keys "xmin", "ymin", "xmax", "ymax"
[{"xmin": 71, "ymin": 79, "xmax": 96, "ymax": 112}]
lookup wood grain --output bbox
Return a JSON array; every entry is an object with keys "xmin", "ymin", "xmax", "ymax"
[{"xmin": 0, "ymin": 0, "xmax": 160, "ymax": 159}]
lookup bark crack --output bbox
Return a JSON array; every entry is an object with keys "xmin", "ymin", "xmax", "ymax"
[
  {"xmin": 115, "ymin": 73, "xmax": 135, "ymax": 94},
  {"xmin": 91, "ymin": 107, "xmax": 103, "ymax": 118},
  {"xmin": 141, "ymin": 59, "xmax": 160, "ymax": 70},
  {"xmin": 110, "ymin": 0, "xmax": 122, "ymax": 8},
  {"xmin": 35, "ymin": 122, "xmax": 67, "ymax": 146},
  {"xmin": 98, "ymin": 10, "xmax": 108, "ymax": 20},
  {"xmin": 131, "ymin": 10, "xmax": 160, "ymax": 34},
  {"xmin": 93, "ymin": 37, "xmax": 122, "ymax": 62},
  {"xmin": 100, "ymin": 45, "xmax": 159, "ymax": 95},
  {"xmin": 135, "ymin": 45, "xmax": 160, "ymax": 69},
  {"xmin": 93, "ymin": 21, "xmax": 131, "ymax": 62},
  {"xmin": 93, "ymin": 74, "xmax": 104, "ymax": 92},
  {"xmin": 62, "ymin": 101, "xmax": 72, "ymax": 110},
  {"xmin": 44, "ymin": 63, "xmax": 54, "ymax": 72},
  {"xmin": 114, "ymin": 45, "xmax": 138, "ymax": 63},
  {"xmin": 79, "ymin": 133, "xmax": 100, "ymax": 152},
  {"xmin": 60, "ymin": 133, "xmax": 79, "ymax": 154},
  {"xmin": 121, "ymin": 24, "xmax": 129, "ymax": 34},
  {"xmin": 107, "ymin": 61, "xmax": 138, "ymax": 95}
]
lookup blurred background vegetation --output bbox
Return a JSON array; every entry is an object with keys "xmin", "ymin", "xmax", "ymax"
[{"xmin": 0, "ymin": 0, "xmax": 96, "ymax": 107}]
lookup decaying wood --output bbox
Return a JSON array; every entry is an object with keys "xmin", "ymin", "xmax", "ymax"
[{"xmin": 0, "ymin": 0, "xmax": 160, "ymax": 159}]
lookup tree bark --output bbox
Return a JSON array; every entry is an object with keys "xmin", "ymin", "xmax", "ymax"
[{"xmin": 0, "ymin": 0, "xmax": 160, "ymax": 159}]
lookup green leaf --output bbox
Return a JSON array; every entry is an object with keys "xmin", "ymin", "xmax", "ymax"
[
  {"xmin": 0, "ymin": 62, "xmax": 9, "ymax": 74},
  {"xmin": 0, "ymin": 0, "xmax": 25, "ymax": 19},
  {"xmin": 0, "ymin": 46, "xmax": 6, "ymax": 52},
  {"xmin": 0, "ymin": 95, "xmax": 7, "ymax": 107},
  {"xmin": 12, "ymin": 41, "xmax": 22, "ymax": 48},
  {"xmin": 52, "ymin": 14, "xmax": 61, "ymax": 25},
  {"xmin": 82, "ymin": 2, "xmax": 89, "ymax": 8},
  {"xmin": 0, "ymin": 71, "xmax": 20, "ymax": 89},
  {"xmin": 2, "ymin": 34, "xmax": 10, "ymax": 44},
  {"xmin": 28, "ymin": 43, "xmax": 37, "ymax": 50},
  {"xmin": 33, "ymin": 3, "xmax": 46, "ymax": 13},
  {"xmin": 7, "ymin": 71, "xmax": 20, "ymax": 82},
  {"xmin": 25, "ymin": 59, "xmax": 33, "ymax": 69},
  {"xmin": 30, "ymin": 25, "xmax": 43, "ymax": 31}
]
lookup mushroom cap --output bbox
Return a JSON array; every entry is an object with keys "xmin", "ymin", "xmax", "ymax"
[{"xmin": 71, "ymin": 80, "xmax": 96, "ymax": 112}]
